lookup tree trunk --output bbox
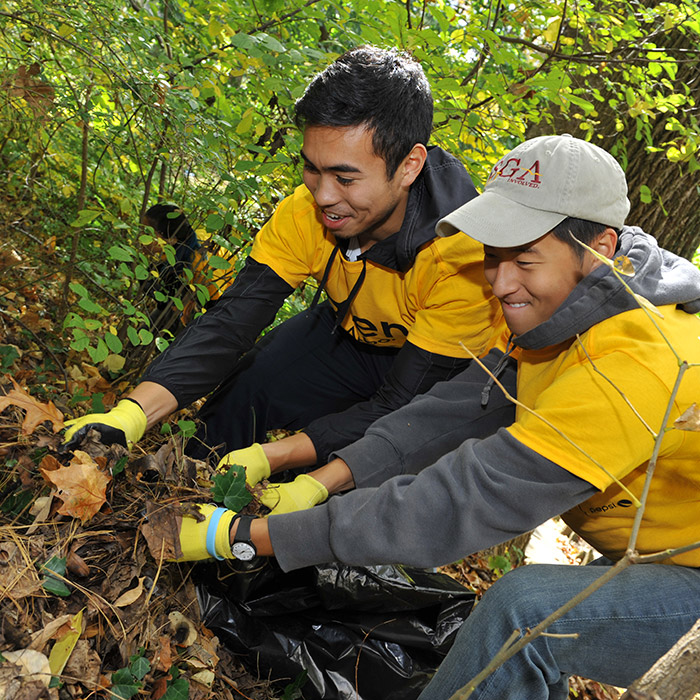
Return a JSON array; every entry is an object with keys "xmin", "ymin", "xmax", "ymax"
[
  {"xmin": 620, "ymin": 618, "xmax": 700, "ymax": 700},
  {"xmin": 526, "ymin": 10, "xmax": 700, "ymax": 260}
]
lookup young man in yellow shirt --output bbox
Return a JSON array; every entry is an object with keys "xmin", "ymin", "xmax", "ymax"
[{"xmin": 64, "ymin": 48, "xmax": 508, "ymax": 492}]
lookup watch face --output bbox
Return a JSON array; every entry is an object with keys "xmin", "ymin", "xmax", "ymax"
[{"xmin": 231, "ymin": 541, "xmax": 256, "ymax": 561}]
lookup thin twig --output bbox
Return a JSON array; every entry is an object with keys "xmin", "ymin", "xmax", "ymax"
[
  {"xmin": 0, "ymin": 307, "xmax": 69, "ymax": 391},
  {"xmin": 449, "ymin": 557, "xmax": 632, "ymax": 699},
  {"xmin": 459, "ymin": 341, "xmax": 641, "ymax": 505}
]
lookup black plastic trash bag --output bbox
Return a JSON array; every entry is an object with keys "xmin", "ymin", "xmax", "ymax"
[{"xmin": 195, "ymin": 560, "xmax": 475, "ymax": 700}]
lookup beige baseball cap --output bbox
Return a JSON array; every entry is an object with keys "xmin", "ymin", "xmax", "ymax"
[{"xmin": 437, "ymin": 134, "xmax": 630, "ymax": 246}]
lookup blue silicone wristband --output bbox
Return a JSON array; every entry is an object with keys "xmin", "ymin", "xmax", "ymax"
[{"xmin": 205, "ymin": 507, "xmax": 228, "ymax": 560}]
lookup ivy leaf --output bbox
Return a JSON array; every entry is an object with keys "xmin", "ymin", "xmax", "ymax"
[
  {"xmin": 211, "ymin": 464, "xmax": 252, "ymax": 511},
  {"xmin": 161, "ymin": 678, "xmax": 189, "ymax": 700},
  {"xmin": 129, "ymin": 654, "xmax": 150, "ymax": 681},
  {"xmin": 110, "ymin": 667, "xmax": 140, "ymax": 700}
]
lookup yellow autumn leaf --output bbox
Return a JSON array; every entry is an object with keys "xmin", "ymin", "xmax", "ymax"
[
  {"xmin": 613, "ymin": 255, "xmax": 635, "ymax": 276},
  {"xmin": 48, "ymin": 609, "xmax": 83, "ymax": 676}
]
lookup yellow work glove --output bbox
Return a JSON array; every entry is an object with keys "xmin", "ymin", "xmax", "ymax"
[
  {"xmin": 260, "ymin": 474, "xmax": 328, "ymax": 516},
  {"xmin": 63, "ymin": 399, "xmax": 147, "ymax": 450},
  {"xmin": 174, "ymin": 503, "xmax": 237, "ymax": 561},
  {"xmin": 217, "ymin": 443, "xmax": 271, "ymax": 487}
]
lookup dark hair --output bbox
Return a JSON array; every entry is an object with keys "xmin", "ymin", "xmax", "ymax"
[
  {"xmin": 294, "ymin": 46, "xmax": 433, "ymax": 178},
  {"xmin": 551, "ymin": 217, "xmax": 620, "ymax": 261},
  {"xmin": 143, "ymin": 204, "xmax": 195, "ymax": 244}
]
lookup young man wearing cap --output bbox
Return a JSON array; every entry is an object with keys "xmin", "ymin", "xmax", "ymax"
[
  {"xmin": 166, "ymin": 134, "xmax": 700, "ymax": 698},
  {"xmin": 62, "ymin": 48, "xmax": 508, "ymax": 489}
]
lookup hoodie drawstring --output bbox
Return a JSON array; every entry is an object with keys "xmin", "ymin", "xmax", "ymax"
[
  {"xmin": 310, "ymin": 246, "xmax": 368, "ymax": 334},
  {"xmin": 481, "ymin": 335, "xmax": 515, "ymax": 407}
]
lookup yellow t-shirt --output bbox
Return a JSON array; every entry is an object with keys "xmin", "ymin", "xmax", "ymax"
[
  {"xmin": 250, "ymin": 185, "xmax": 506, "ymax": 358},
  {"xmin": 508, "ymin": 304, "xmax": 700, "ymax": 565}
]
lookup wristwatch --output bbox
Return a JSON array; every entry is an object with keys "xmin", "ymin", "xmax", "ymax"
[{"xmin": 231, "ymin": 514, "xmax": 257, "ymax": 561}]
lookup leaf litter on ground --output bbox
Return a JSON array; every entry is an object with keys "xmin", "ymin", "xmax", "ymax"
[{"xmin": 1, "ymin": 374, "xmax": 622, "ymax": 700}]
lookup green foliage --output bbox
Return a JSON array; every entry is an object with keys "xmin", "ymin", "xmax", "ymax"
[
  {"xmin": 0, "ymin": 345, "xmax": 20, "ymax": 370},
  {"xmin": 1, "ymin": 0, "xmax": 699, "ymax": 371},
  {"xmin": 109, "ymin": 649, "xmax": 152, "ymax": 700},
  {"xmin": 212, "ymin": 463, "xmax": 252, "ymax": 511},
  {"xmin": 41, "ymin": 555, "xmax": 72, "ymax": 597},
  {"xmin": 282, "ymin": 669, "xmax": 308, "ymax": 700}
]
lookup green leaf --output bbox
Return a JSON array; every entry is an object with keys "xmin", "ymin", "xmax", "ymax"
[
  {"xmin": 69, "ymin": 282, "xmax": 89, "ymax": 298},
  {"xmin": 207, "ymin": 254, "xmax": 230, "ymax": 270},
  {"xmin": 212, "ymin": 464, "xmax": 252, "ymax": 511},
  {"xmin": 0, "ymin": 345, "xmax": 20, "ymax": 370},
  {"xmin": 41, "ymin": 556, "xmax": 72, "ymax": 597},
  {"xmin": 282, "ymin": 670, "xmax": 308, "ymax": 700},
  {"xmin": 161, "ymin": 678, "xmax": 189, "ymax": 700},
  {"xmin": 205, "ymin": 213, "xmax": 224, "ymax": 230},
  {"xmin": 104, "ymin": 332, "xmax": 123, "ymax": 354},
  {"xmin": 129, "ymin": 655, "xmax": 150, "ymax": 681},
  {"xmin": 78, "ymin": 297, "xmax": 103, "ymax": 313},
  {"xmin": 176, "ymin": 419, "xmax": 197, "ymax": 439},
  {"xmin": 108, "ymin": 245, "xmax": 134, "ymax": 262},
  {"xmin": 155, "ymin": 336, "xmax": 171, "ymax": 352},
  {"xmin": 91, "ymin": 392, "xmax": 105, "ymax": 413},
  {"xmin": 138, "ymin": 328, "xmax": 153, "ymax": 345},
  {"xmin": 110, "ymin": 670, "xmax": 140, "ymax": 700},
  {"xmin": 258, "ymin": 33, "xmax": 286, "ymax": 53},
  {"xmin": 88, "ymin": 339, "xmax": 109, "ymax": 363},
  {"xmin": 70, "ymin": 209, "xmax": 102, "ymax": 227},
  {"xmin": 127, "ymin": 326, "xmax": 140, "ymax": 346}
]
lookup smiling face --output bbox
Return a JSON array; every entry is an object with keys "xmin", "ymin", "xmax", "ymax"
[
  {"xmin": 301, "ymin": 124, "xmax": 424, "ymax": 248},
  {"xmin": 483, "ymin": 232, "xmax": 603, "ymax": 336}
]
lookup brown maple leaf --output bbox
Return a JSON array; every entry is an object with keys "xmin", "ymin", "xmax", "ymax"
[
  {"xmin": 0, "ymin": 377, "xmax": 64, "ymax": 434},
  {"xmin": 41, "ymin": 450, "xmax": 111, "ymax": 523}
]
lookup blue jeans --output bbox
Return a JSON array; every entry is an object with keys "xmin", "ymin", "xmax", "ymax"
[{"xmin": 419, "ymin": 561, "xmax": 700, "ymax": 700}]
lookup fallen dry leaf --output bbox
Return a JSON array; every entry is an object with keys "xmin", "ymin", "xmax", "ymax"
[
  {"xmin": 140, "ymin": 502, "xmax": 182, "ymax": 561},
  {"xmin": 0, "ymin": 377, "xmax": 64, "ymax": 434},
  {"xmin": 41, "ymin": 450, "xmax": 111, "ymax": 523},
  {"xmin": 113, "ymin": 577, "xmax": 145, "ymax": 608},
  {"xmin": 29, "ymin": 614, "xmax": 73, "ymax": 652},
  {"xmin": 0, "ymin": 541, "xmax": 42, "ymax": 600},
  {"xmin": 66, "ymin": 549, "xmax": 91, "ymax": 577},
  {"xmin": 674, "ymin": 403, "xmax": 700, "ymax": 432},
  {"xmin": 63, "ymin": 640, "xmax": 101, "ymax": 692},
  {"xmin": 39, "ymin": 454, "xmax": 62, "ymax": 473},
  {"xmin": 153, "ymin": 635, "xmax": 174, "ymax": 673}
]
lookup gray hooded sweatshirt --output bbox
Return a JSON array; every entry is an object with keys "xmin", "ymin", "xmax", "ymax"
[{"xmin": 268, "ymin": 228, "xmax": 700, "ymax": 571}]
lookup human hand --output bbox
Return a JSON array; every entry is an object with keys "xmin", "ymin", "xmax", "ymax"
[
  {"xmin": 174, "ymin": 503, "xmax": 238, "ymax": 561},
  {"xmin": 63, "ymin": 399, "xmax": 147, "ymax": 450},
  {"xmin": 259, "ymin": 474, "xmax": 328, "ymax": 515},
  {"xmin": 217, "ymin": 443, "xmax": 271, "ymax": 487}
]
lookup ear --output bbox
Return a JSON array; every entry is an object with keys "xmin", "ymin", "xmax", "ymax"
[
  {"xmin": 396, "ymin": 144, "xmax": 427, "ymax": 188},
  {"xmin": 592, "ymin": 227, "xmax": 618, "ymax": 258},
  {"xmin": 586, "ymin": 227, "xmax": 618, "ymax": 272}
]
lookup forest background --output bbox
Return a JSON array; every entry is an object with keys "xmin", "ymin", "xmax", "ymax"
[
  {"xmin": 1, "ymin": 1, "xmax": 699, "ymax": 700},
  {"xmin": 2, "ymin": 0, "xmax": 699, "ymax": 378}
]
